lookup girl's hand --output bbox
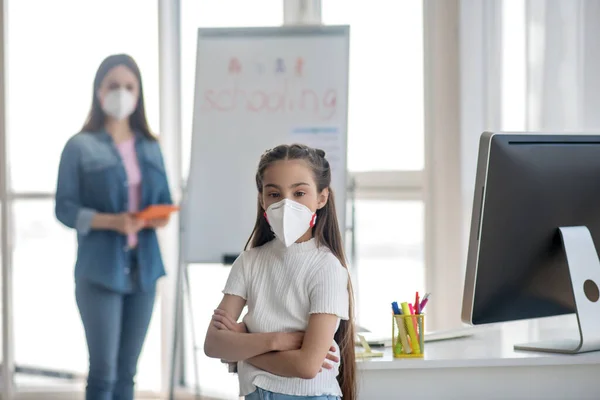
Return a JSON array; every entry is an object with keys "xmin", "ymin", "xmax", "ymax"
[
  {"xmin": 212, "ymin": 309, "xmax": 248, "ymax": 333},
  {"xmin": 221, "ymin": 360, "xmax": 238, "ymax": 373},
  {"xmin": 320, "ymin": 346, "xmax": 340, "ymax": 371}
]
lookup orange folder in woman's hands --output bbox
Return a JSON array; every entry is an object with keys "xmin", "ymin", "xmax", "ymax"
[{"xmin": 135, "ymin": 204, "xmax": 180, "ymax": 221}]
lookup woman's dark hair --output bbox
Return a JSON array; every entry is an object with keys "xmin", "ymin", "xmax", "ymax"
[
  {"xmin": 81, "ymin": 53, "xmax": 156, "ymax": 140},
  {"xmin": 246, "ymin": 144, "xmax": 357, "ymax": 400}
]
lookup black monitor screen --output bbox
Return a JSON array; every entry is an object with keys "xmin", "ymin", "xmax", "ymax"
[{"xmin": 469, "ymin": 135, "xmax": 600, "ymax": 324}]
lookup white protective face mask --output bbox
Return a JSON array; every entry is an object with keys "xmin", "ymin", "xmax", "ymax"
[
  {"xmin": 101, "ymin": 88, "xmax": 137, "ymax": 121},
  {"xmin": 265, "ymin": 198, "xmax": 317, "ymax": 247}
]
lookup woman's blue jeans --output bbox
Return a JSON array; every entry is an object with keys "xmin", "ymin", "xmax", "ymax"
[{"xmin": 75, "ymin": 252, "xmax": 156, "ymax": 400}]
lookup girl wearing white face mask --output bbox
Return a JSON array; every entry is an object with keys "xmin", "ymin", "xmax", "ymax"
[
  {"xmin": 204, "ymin": 145, "xmax": 357, "ymax": 400},
  {"xmin": 55, "ymin": 54, "xmax": 172, "ymax": 400}
]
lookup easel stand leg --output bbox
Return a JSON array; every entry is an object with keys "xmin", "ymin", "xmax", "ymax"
[
  {"xmin": 514, "ymin": 226, "xmax": 600, "ymax": 354},
  {"xmin": 183, "ymin": 266, "xmax": 201, "ymax": 398},
  {"xmin": 169, "ymin": 261, "xmax": 202, "ymax": 400},
  {"xmin": 168, "ymin": 258, "xmax": 184, "ymax": 400}
]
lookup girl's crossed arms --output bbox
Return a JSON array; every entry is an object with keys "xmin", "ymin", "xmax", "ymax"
[{"xmin": 208, "ymin": 296, "xmax": 340, "ymax": 376}]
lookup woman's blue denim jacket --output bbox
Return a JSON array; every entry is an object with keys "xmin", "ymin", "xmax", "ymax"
[{"xmin": 55, "ymin": 130, "xmax": 172, "ymax": 292}]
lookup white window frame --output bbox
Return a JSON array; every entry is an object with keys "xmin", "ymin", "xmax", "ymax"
[
  {"xmin": 0, "ymin": 1, "xmax": 14, "ymax": 398},
  {"xmin": 351, "ymin": 171, "xmax": 423, "ymax": 201}
]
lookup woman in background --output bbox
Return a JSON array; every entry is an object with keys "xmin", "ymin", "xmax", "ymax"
[{"xmin": 55, "ymin": 54, "xmax": 172, "ymax": 400}]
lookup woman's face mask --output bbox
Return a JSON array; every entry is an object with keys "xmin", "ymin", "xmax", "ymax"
[
  {"xmin": 97, "ymin": 64, "xmax": 139, "ymax": 121},
  {"xmin": 101, "ymin": 88, "xmax": 137, "ymax": 121},
  {"xmin": 265, "ymin": 198, "xmax": 316, "ymax": 247}
]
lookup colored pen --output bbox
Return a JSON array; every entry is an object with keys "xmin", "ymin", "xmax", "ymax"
[
  {"xmin": 415, "ymin": 292, "xmax": 420, "ymax": 314},
  {"xmin": 408, "ymin": 303, "xmax": 420, "ymax": 344},
  {"xmin": 420, "ymin": 293, "xmax": 431, "ymax": 312},
  {"xmin": 400, "ymin": 302, "xmax": 421, "ymax": 354},
  {"xmin": 391, "ymin": 302, "xmax": 411, "ymax": 353},
  {"xmin": 420, "ymin": 293, "xmax": 429, "ymax": 307},
  {"xmin": 418, "ymin": 317, "xmax": 424, "ymax": 352}
]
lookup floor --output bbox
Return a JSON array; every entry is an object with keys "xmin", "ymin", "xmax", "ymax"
[{"xmin": 10, "ymin": 388, "xmax": 219, "ymax": 400}]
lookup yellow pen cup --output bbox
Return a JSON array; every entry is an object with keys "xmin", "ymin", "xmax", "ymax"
[{"xmin": 392, "ymin": 313, "xmax": 425, "ymax": 358}]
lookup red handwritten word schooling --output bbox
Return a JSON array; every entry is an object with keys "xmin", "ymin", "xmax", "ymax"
[{"xmin": 201, "ymin": 81, "xmax": 337, "ymax": 120}]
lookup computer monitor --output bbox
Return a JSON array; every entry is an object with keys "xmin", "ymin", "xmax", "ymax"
[{"xmin": 461, "ymin": 132, "xmax": 600, "ymax": 354}]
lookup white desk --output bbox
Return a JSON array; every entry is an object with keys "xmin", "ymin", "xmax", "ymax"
[{"xmin": 357, "ymin": 319, "xmax": 600, "ymax": 399}]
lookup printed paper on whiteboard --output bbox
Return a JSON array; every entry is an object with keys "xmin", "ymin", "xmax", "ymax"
[{"xmin": 289, "ymin": 127, "xmax": 343, "ymax": 175}]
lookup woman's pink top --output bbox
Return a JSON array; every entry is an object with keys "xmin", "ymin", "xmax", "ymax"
[{"xmin": 116, "ymin": 137, "xmax": 141, "ymax": 248}]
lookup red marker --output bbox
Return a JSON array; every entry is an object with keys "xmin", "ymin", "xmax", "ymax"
[{"xmin": 415, "ymin": 292, "xmax": 420, "ymax": 314}]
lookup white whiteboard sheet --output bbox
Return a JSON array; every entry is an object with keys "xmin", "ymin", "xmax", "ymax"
[{"xmin": 183, "ymin": 26, "xmax": 349, "ymax": 264}]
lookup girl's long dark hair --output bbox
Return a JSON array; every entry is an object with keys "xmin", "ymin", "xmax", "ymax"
[
  {"xmin": 245, "ymin": 144, "xmax": 357, "ymax": 400},
  {"xmin": 81, "ymin": 53, "xmax": 156, "ymax": 141}
]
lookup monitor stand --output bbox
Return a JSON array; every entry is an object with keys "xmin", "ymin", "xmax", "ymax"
[{"xmin": 514, "ymin": 226, "xmax": 600, "ymax": 354}]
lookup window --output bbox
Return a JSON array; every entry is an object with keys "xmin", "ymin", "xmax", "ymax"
[
  {"xmin": 351, "ymin": 200, "xmax": 424, "ymax": 335},
  {"xmin": 180, "ymin": 1, "xmax": 283, "ymax": 396},
  {"xmin": 12, "ymin": 200, "xmax": 79, "ymax": 374},
  {"xmin": 6, "ymin": 0, "xmax": 160, "ymax": 392},
  {"xmin": 501, "ymin": 0, "xmax": 526, "ymax": 131},
  {"xmin": 323, "ymin": 1, "xmax": 426, "ymax": 335},
  {"xmin": 322, "ymin": 0, "xmax": 424, "ymax": 172},
  {"xmin": 6, "ymin": 0, "xmax": 159, "ymax": 193}
]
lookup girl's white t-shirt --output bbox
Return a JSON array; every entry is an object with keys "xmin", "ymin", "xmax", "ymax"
[{"xmin": 222, "ymin": 238, "xmax": 350, "ymax": 397}]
